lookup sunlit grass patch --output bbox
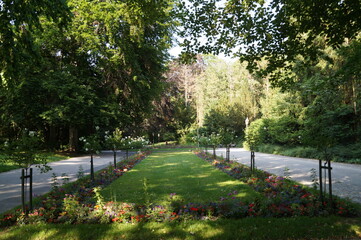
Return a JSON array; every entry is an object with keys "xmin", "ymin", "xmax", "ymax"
[
  {"xmin": 1, "ymin": 216, "xmax": 360, "ymax": 240},
  {"xmin": 101, "ymin": 150, "xmax": 260, "ymax": 205}
]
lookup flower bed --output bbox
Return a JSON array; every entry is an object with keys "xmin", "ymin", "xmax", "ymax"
[
  {"xmin": 1, "ymin": 150, "xmax": 359, "ymax": 227},
  {"xmin": 195, "ymin": 151, "xmax": 358, "ymax": 218},
  {"xmin": 1, "ymin": 151, "xmax": 150, "ymax": 227}
]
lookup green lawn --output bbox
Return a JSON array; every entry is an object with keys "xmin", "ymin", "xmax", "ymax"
[
  {"xmin": 1, "ymin": 149, "xmax": 360, "ymax": 239},
  {"xmin": 101, "ymin": 150, "xmax": 260, "ymax": 205},
  {"xmin": 1, "ymin": 217, "xmax": 360, "ymax": 240}
]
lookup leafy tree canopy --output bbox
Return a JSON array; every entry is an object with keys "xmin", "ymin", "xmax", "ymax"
[{"xmin": 178, "ymin": 0, "xmax": 361, "ymax": 86}]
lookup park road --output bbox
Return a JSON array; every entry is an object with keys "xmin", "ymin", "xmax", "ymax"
[
  {"xmin": 0, "ymin": 151, "xmax": 134, "ymax": 214},
  {"xmin": 207, "ymin": 148, "xmax": 361, "ymax": 204}
]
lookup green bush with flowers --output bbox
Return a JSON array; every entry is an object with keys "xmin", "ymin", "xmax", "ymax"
[{"xmin": 1, "ymin": 130, "xmax": 50, "ymax": 172}]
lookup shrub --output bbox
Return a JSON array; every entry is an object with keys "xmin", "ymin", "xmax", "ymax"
[
  {"xmin": 267, "ymin": 116, "xmax": 302, "ymax": 145},
  {"xmin": 244, "ymin": 119, "xmax": 268, "ymax": 150}
]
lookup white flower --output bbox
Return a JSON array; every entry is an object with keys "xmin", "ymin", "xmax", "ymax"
[
  {"xmin": 95, "ymin": 126, "xmax": 100, "ymax": 131},
  {"xmin": 29, "ymin": 131, "xmax": 36, "ymax": 137}
]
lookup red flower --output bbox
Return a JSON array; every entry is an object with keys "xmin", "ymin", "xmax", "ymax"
[
  {"xmin": 190, "ymin": 207, "xmax": 198, "ymax": 211},
  {"xmin": 301, "ymin": 194, "xmax": 309, "ymax": 199}
]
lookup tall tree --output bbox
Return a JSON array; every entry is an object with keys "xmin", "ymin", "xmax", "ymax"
[{"xmin": 1, "ymin": 0, "xmax": 175, "ymax": 150}]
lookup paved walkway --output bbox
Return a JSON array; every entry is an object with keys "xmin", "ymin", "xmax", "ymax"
[
  {"xmin": 0, "ymin": 151, "xmax": 134, "ymax": 214},
  {"xmin": 207, "ymin": 148, "xmax": 361, "ymax": 204}
]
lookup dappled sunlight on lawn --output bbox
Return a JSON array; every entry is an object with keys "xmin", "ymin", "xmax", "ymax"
[
  {"xmin": 101, "ymin": 150, "xmax": 258, "ymax": 205},
  {"xmin": 152, "ymin": 162, "xmax": 178, "ymax": 168},
  {"xmin": 217, "ymin": 180, "xmax": 240, "ymax": 187},
  {"xmin": 2, "ymin": 217, "xmax": 361, "ymax": 240}
]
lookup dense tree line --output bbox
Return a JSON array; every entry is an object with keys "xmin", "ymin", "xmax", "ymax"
[
  {"xmin": 1, "ymin": 0, "xmax": 360, "ymax": 159},
  {"xmin": 0, "ymin": 0, "xmax": 174, "ymax": 151},
  {"xmin": 173, "ymin": 0, "xmax": 360, "ymax": 161}
]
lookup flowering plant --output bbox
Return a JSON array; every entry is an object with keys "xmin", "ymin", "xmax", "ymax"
[
  {"xmin": 209, "ymin": 133, "xmax": 221, "ymax": 147},
  {"xmin": 119, "ymin": 136, "xmax": 149, "ymax": 150},
  {"xmin": 195, "ymin": 150, "xmax": 359, "ymax": 218},
  {"xmin": 79, "ymin": 134, "xmax": 102, "ymax": 154},
  {"xmin": 104, "ymin": 129, "xmax": 123, "ymax": 150}
]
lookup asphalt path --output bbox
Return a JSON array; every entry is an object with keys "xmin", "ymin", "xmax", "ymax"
[
  {"xmin": 0, "ymin": 151, "xmax": 134, "ymax": 214},
  {"xmin": 207, "ymin": 148, "xmax": 361, "ymax": 204}
]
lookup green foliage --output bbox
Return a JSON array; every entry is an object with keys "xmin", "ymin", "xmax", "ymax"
[
  {"xmin": 178, "ymin": 0, "xmax": 361, "ymax": 85},
  {"xmin": 177, "ymin": 125, "xmax": 199, "ymax": 145},
  {"xmin": 255, "ymin": 143, "xmax": 361, "ymax": 164},
  {"xmin": 219, "ymin": 129, "xmax": 236, "ymax": 146},
  {"xmin": 1, "ymin": 130, "xmax": 49, "ymax": 171},
  {"xmin": 79, "ymin": 128, "xmax": 102, "ymax": 154},
  {"xmin": 0, "ymin": 0, "xmax": 174, "ymax": 150},
  {"xmin": 0, "ymin": 0, "xmax": 71, "ymax": 80},
  {"xmin": 144, "ymin": 59, "xmax": 200, "ymax": 143},
  {"xmin": 198, "ymin": 59, "xmax": 261, "ymax": 126},
  {"xmin": 118, "ymin": 136, "xmax": 149, "ymax": 150},
  {"xmin": 194, "ymin": 59, "xmax": 262, "ymax": 138},
  {"xmin": 163, "ymin": 132, "xmax": 176, "ymax": 142},
  {"xmin": 304, "ymin": 96, "xmax": 357, "ymax": 145},
  {"xmin": 244, "ymin": 119, "xmax": 267, "ymax": 151},
  {"xmin": 197, "ymin": 135, "xmax": 211, "ymax": 148},
  {"xmin": 267, "ymin": 116, "xmax": 302, "ymax": 145},
  {"xmin": 203, "ymin": 99, "xmax": 246, "ymax": 138},
  {"xmin": 208, "ymin": 132, "xmax": 221, "ymax": 147},
  {"xmin": 104, "ymin": 129, "xmax": 123, "ymax": 150}
]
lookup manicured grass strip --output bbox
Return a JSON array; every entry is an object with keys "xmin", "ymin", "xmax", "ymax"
[
  {"xmin": 101, "ymin": 150, "xmax": 260, "ymax": 205},
  {"xmin": 151, "ymin": 147, "xmax": 196, "ymax": 152},
  {"xmin": 1, "ymin": 216, "xmax": 360, "ymax": 240}
]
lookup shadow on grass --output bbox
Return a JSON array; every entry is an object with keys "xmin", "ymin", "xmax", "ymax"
[
  {"xmin": 1, "ymin": 217, "xmax": 360, "ymax": 240},
  {"xmin": 101, "ymin": 149, "xmax": 259, "ymax": 205}
]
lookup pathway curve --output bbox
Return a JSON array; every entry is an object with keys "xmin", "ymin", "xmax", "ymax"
[
  {"xmin": 208, "ymin": 148, "xmax": 361, "ymax": 204},
  {"xmin": 0, "ymin": 151, "xmax": 134, "ymax": 214}
]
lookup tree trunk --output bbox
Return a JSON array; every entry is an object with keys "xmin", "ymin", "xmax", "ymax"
[
  {"xmin": 48, "ymin": 125, "xmax": 58, "ymax": 149},
  {"xmin": 69, "ymin": 126, "xmax": 78, "ymax": 152}
]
